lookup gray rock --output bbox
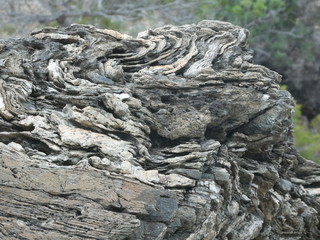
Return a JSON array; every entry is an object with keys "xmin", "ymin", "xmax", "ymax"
[
  {"xmin": 167, "ymin": 168, "xmax": 202, "ymax": 180},
  {"xmin": 276, "ymin": 178, "xmax": 293, "ymax": 193},
  {"xmin": 0, "ymin": 21, "xmax": 319, "ymax": 240}
]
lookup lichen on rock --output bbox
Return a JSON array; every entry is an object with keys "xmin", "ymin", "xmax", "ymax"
[{"xmin": 0, "ymin": 20, "xmax": 320, "ymax": 239}]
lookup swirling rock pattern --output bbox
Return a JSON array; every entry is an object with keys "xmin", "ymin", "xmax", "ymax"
[{"xmin": 0, "ymin": 21, "xmax": 320, "ymax": 239}]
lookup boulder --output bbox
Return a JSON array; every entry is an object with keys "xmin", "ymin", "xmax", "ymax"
[{"xmin": 0, "ymin": 21, "xmax": 319, "ymax": 239}]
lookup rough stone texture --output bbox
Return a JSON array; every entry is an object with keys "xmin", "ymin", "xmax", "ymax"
[{"xmin": 0, "ymin": 21, "xmax": 320, "ymax": 239}]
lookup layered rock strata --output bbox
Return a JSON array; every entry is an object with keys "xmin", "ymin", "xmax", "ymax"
[{"xmin": 0, "ymin": 21, "xmax": 319, "ymax": 239}]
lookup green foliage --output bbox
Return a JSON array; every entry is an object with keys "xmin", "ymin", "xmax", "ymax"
[
  {"xmin": 47, "ymin": 21, "xmax": 59, "ymax": 27},
  {"xmin": 196, "ymin": 0, "xmax": 285, "ymax": 25},
  {"xmin": 265, "ymin": 34, "xmax": 289, "ymax": 64},
  {"xmin": 292, "ymin": 102, "xmax": 320, "ymax": 163},
  {"xmin": 270, "ymin": 0, "xmax": 284, "ymax": 8},
  {"xmin": 99, "ymin": 18, "xmax": 123, "ymax": 30},
  {"xmin": 279, "ymin": 85, "xmax": 287, "ymax": 91},
  {"xmin": 311, "ymin": 115, "xmax": 320, "ymax": 130},
  {"xmin": 301, "ymin": 40, "xmax": 316, "ymax": 62},
  {"xmin": 78, "ymin": 16, "xmax": 122, "ymax": 30},
  {"xmin": 1, "ymin": 24, "xmax": 16, "ymax": 35},
  {"xmin": 156, "ymin": 0, "xmax": 173, "ymax": 4},
  {"xmin": 78, "ymin": 16, "xmax": 92, "ymax": 25}
]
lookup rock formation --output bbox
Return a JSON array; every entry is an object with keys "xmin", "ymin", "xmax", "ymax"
[{"xmin": 0, "ymin": 20, "xmax": 319, "ymax": 239}]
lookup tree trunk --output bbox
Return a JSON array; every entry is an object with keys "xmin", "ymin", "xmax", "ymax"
[{"xmin": 0, "ymin": 21, "xmax": 319, "ymax": 240}]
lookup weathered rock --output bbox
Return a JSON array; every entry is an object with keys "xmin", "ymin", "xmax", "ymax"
[{"xmin": 0, "ymin": 21, "xmax": 320, "ymax": 239}]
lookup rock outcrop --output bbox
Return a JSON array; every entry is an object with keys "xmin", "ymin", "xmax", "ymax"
[{"xmin": 0, "ymin": 21, "xmax": 320, "ymax": 240}]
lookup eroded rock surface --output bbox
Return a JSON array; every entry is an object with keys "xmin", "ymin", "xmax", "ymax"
[{"xmin": 0, "ymin": 21, "xmax": 320, "ymax": 239}]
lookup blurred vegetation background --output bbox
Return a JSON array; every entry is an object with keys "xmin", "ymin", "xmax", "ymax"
[{"xmin": 0, "ymin": 0, "xmax": 319, "ymax": 163}]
